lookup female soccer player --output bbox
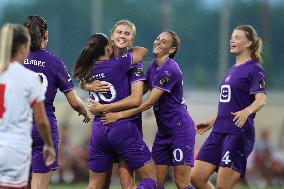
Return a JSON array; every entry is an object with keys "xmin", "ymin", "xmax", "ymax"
[
  {"xmin": 23, "ymin": 15, "xmax": 91, "ymax": 189},
  {"xmin": 190, "ymin": 25, "xmax": 267, "ymax": 189},
  {"xmin": 0, "ymin": 23, "xmax": 55, "ymax": 189},
  {"xmin": 73, "ymin": 33, "xmax": 156, "ymax": 189},
  {"xmin": 84, "ymin": 19, "xmax": 145, "ymax": 189},
  {"xmin": 91, "ymin": 30, "xmax": 196, "ymax": 189}
]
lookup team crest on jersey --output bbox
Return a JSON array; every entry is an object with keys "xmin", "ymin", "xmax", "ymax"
[
  {"xmin": 160, "ymin": 76, "xmax": 169, "ymax": 86},
  {"xmin": 134, "ymin": 68, "xmax": 143, "ymax": 77},
  {"xmin": 259, "ymin": 80, "xmax": 266, "ymax": 88}
]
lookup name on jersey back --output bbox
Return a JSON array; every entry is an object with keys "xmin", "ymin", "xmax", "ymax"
[{"xmin": 24, "ymin": 59, "xmax": 45, "ymax": 67}]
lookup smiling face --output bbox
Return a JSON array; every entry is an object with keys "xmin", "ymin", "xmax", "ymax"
[
  {"xmin": 111, "ymin": 24, "xmax": 133, "ymax": 49},
  {"xmin": 152, "ymin": 32, "xmax": 176, "ymax": 58},
  {"xmin": 230, "ymin": 29, "xmax": 252, "ymax": 55}
]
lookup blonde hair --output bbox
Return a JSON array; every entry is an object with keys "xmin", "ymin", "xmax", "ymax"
[
  {"xmin": 111, "ymin": 19, "xmax": 136, "ymax": 47},
  {"xmin": 0, "ymin": 24, "xmax": 13, "ymax": 73},
  {"xmin": 0, "ymin": 23, "xmax": 30, "ymax": 73},
  {"xmin": 235, "ymin": 25, "xmax": 263, "ymax": 64}
]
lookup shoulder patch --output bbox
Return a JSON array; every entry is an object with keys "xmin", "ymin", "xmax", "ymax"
[
  {"xmin": 260, "ymin": 80, "xmax": 266, "ymax": 88},
  {"xmin": 134, "ymin": 68, "xmax": 143, "ymax": 77},
  {"xmin": 160, "ymin": 76, "xmax": 169, "ymax": 86}
]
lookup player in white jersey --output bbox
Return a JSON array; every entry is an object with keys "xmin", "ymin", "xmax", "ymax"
[{"xmin": 0, "ymin": 23, "xmax": 55, "ymax": 189}]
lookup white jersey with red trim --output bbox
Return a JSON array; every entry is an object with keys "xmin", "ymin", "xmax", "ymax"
[{"xmin": 0, "ymin": 61, "xmax": 44, "ymax": 152}]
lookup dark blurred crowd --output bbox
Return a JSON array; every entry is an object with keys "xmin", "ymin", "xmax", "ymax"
[{"xmin": 245, "ymin": 129, "xmax": 284, "ymax": 187}]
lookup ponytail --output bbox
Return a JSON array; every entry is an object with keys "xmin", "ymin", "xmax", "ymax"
[
  {"xmin": 24, "ymin": 15, "xmax": 48, "ymax": 51},
  {"xmin": 251, "ymin": 36, "xmax": 263, "ymax": 64},
  {"xmin": 73, "ymin": 33, "xmax": 109, "ymax": 84},
  {"xmin": 236, "ymin": 25, "xmax": 263, "ymax": 64},
  {"xmin": 165, "ymin": 30, "xmax": 180, "ymax": 59},
  {"xmin": 0, "ymin": 24, "xmax": 13, "ymax": 73}
]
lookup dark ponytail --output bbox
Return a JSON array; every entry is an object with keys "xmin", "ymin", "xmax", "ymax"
[
  {"xmin": 73, "ymin": 33, "xmax": 109, "ymax": 83},
  {"xmin": 24, "ymin": 15, "xmax": 48, "ymax": 51}
]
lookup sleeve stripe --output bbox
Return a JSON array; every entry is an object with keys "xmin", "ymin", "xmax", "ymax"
[
  {"xmin": 130, "ymin": 78, "xmax": 146, "ymax": 84},
  {"xmin": 62, "ymin": 87, "xmax": 74, "ymax": 93},
  {"xmin": 153, "ymin": 86, "xmax": 171, "ymax": 92},
  {"xmin": 250, "ymin": 90, "xmax": 267, "ymax": 95}
]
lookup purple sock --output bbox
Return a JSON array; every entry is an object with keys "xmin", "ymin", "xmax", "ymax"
[
  {"xmin": 136, "ymin": 178, "xmax": 156, "ymax": 189},
  {"xmin": 156, "ymin": 185, "xmax": 165, "ymax": 189}
]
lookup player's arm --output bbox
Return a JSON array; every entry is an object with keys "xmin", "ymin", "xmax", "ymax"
[
  {"xmin": 231, "ymin": 92, "xmax": 266, "ymax": 128},
  {"xmin": 100, "ymin": 88, "xmax": 164, "ymax": 124},
  {"xmin": 80, "ymin": 80, "xmax": 110, "ymax": 93},
  {"xmin": 65, "ymin": 90, "xmax": 91, "ymax": 123},
  {"xmin": 32, "ymin": 101, "xmax": 55, "ymax": 166},
  {"xmin": 143, "ymin": 83, "xmax": 150, "ymax": 94},
  {"xmin": 130, "ymin": 47, "xmax": 148, "ymax": 64},
  {"xmin": 88, "ymin": 81, "xmax": 144, "ymax": 113},
  {"xmin": 196, "ymin": 115, "xmax": 217, "ymax": 135}
]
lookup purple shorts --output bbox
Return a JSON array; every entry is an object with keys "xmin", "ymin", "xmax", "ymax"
[
  {"xmin": 88, "ymin": 120, "xmax": 151, "ymax": 173},
  {"xmin": 152, "ymin": 126, "xmax": 195, "ymax": 166},
  {"xmin": 196, "ymin": 131, "xmax": 255, "ymax": 176},
  {"xmin": 31, "ymin": 116, "xmax": 59, "ymax": 173}
]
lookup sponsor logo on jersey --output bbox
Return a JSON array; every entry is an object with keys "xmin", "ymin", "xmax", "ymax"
[
  {"xmin": 134, "ymin": 68, "xmax": 143, "ymax": 77},
  {"xmin": 260, "ymin": 80, "xmax": 266, "ymax": 88},
  {"xmin": 160, "ymin": 76, "xmax": 169, "ymax": 86}
]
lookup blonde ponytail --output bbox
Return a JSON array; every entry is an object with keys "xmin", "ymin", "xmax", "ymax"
[{"xmin": 0, "ymin": 23, "xmax": 13, "ymax": 73}]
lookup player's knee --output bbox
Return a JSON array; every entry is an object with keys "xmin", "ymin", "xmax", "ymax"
[
  {"xmin": 174, "ymin": 175, "xmax": 189, "ymax": 189},
  {"xmin": 190, "ymin": 173, "xmax": 204, "ymax": 188}
]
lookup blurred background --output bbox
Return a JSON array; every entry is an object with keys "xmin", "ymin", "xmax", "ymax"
[{"xmin": 1, "ymin": 0, "xmax": 283, "ymax": 188}]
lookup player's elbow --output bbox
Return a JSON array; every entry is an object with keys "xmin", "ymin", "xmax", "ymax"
[
  {"xmin": 132, "ymin": 98, "xmax": 142, "ymax": 108},
  {"xmin": 128, "ymin": 95, "xmax": 142, "ymax": 108}
]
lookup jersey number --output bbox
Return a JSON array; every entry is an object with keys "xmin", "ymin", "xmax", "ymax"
[
  {"xmin": 222, "ymin": 151, "xmax": 232, "ymax": 165},
  {"xmin": 89, "ymin": 81, "xmax": 117, "ymax": 102},
  {"xmin": 0, "ymin": 84, "xmax": 6, "ymax": 118},
  {"xmin": 173, "ymin": 148, "xmax": 184, "ymax": 162},
  {"xmin": 37, "ymin": 73, "xmax": 48, "ymax": 96}
]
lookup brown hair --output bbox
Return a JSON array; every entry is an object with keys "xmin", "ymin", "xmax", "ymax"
[
  {"xmin": 165, "ymin": 30, "xmax": 180, "ymax": 59},
  {"xmin": 235, "ymin": 25, "xmax": 263, "ymax": 64},
  {"xmin": 73, "ymin": 33, "xmax": 109, "ymax": 84},
  {"xmin": 24, "ymin": 15, "xmax": 48, "ymax": 51}
]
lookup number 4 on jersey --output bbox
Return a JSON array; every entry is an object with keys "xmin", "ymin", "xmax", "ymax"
[
  {"xmin": 0, "ymin": 84, "xmax": 6, "ymax": 118},
  {"xmin": 222, "ymin": 151, "xmax": 232, "ymax": 165}
]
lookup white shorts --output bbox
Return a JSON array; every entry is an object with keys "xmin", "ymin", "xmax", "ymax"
[{"xmin": 0, "ymin": 145, "xmax": 31, "ymax": 188}]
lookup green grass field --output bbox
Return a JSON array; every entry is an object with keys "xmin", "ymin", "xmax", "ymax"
[{"xmin": 49, "ymin": 183, "xmax": 284, "ymax": 189}]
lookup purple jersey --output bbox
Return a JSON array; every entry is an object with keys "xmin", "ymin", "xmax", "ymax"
[
  {"xmin": 89, "ymin": 52, "xmax": 135, "ymax": 122},
  {"xmin": 146, "ymin": 58, "xmax": 193, "ymax": 134},
  {"xmin": 213, "ymin": 60, "xmax": 267, "ymax": 134},
  {"xmin": 89, "ymin": 52, "xmax": 132, "ymax": 103},
  {"xmin": 24, "ymin": 49, "xmax": 74, "ymax": 113}
]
